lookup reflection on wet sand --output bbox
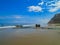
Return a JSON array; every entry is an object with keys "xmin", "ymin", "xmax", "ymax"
[{"xmin": 0, "ymin": 28, "xmax": 60, "ymax": 45}]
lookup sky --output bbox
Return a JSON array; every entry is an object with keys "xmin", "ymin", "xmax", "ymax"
[{"xmin": 0, "ymin": 0, "xmax": 60, "ymax": 26}]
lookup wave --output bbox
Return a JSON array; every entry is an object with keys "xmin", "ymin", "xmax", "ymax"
[
  {"xmin": 0, "ymin": 24, "xmax": 37, "ymax": 29},
  {"xmin": 0, "ymin": 26, "xmax": 16, "ymax": 29}
]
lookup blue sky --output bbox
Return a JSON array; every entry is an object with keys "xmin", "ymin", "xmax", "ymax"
[{"xmin": 0, "ymin": 0, "xmax": 60, "ymax": 26}]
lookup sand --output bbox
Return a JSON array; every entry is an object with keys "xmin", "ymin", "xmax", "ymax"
[{"xmin": 0, "ymin": 28, "xmax": 60, "ymax": 45}]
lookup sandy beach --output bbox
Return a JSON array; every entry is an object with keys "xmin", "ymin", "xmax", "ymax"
[{"xmin": 0, "ymin": 28, "xmax": 60, "ymax": 45}]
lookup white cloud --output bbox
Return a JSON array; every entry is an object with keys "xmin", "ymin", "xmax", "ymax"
[
  {"xmin": 0, "ymin": 15, "xmax": 24, "ymax": 19},
  {"xmin": 28, "ymin": 6, "xmax": 42, "ymax": 12},
  {"xmin": 38, "ymin": 1, "xmax": 44, "ymax": 5},
  {"xmin": 13, "ymin": 20, "xmax": 26, "ymax": 23},
  {"xmin": 27, "ymin": 0, "xmax": 60, "ymax": 12},
  {"xmin": 46, "ymin": 1, "xmax": 55, "ymax": 6},
  {"xmin": 48, "ymin": 1, "xmax": 60, "ymax": 12},
  {"xmin": 49, "ymin": 7, "xmax": 59, "ymax": 12},
  {"xmin": 12, "ymin": 15, "xmax": 24, "ymax": 19}
]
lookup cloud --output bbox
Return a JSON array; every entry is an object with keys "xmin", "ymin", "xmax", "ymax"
[
  {"xmin": 27, "ymin": 0, "xmax": 59, "ymax": 12},
  {"xmin": 28, "ymin": 6, "xmax": 42, "ymax": 12},
  {"xmin": 46, "ymin": 1, "xmax": 55, "ymax": 6},
  {"xmin": 49, "ymin": 7, "xmax": 59, "ymax": 12},
  {"xmin": 38, "ymin": 1, "xmax": 44, "ymax": 5},
  {"xmin": 27, "ymin": 0, "xmax": 60, "ymax": 12},
  {"xmin": 12, "ymin": 15, "xmax": 24, "ymax": 19},
  {"xmin": 0, "ymin": 15, "xmax": 24, "ymax": 19},
  {"xmin": 48, "ymin": 1, "xmax": 60, "ymax": 12}
]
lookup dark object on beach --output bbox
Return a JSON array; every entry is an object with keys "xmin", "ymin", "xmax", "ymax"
[
  {"xmin": 16, "ymin": 25, "xmax": 23, "ymax": 28},
  {"xmin": 35, "ymin": 24, "xmax": 40, "ymax": 28}
]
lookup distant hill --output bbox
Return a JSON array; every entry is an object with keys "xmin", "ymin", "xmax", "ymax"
[{"xmin": 48, "ymin": 13, "xmax": 60, "ymax": 24}]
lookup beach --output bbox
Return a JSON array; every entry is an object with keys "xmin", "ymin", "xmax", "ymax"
[{"xmin": 0, "ymin": 28, "xmax": 60, "ymax": 45}]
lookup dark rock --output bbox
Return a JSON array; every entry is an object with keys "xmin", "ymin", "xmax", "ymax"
[
  {"xmin": 35, "ymin": 24, "xmax": 40, "ymax": 28},
  {"xmin": 16, "ymin": 25, "xmax": 23, "ymax": 28}
]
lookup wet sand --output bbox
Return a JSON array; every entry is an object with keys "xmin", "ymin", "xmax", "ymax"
[{"xmin": 0, "ymin": 28, "xmax": 60, "ymax": 45}]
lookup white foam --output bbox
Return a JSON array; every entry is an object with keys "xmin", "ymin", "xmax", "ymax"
[
  {"xmin": 0, "ymin": 26, "xmax": 16, "ymax": 29},
  {"xmin": 23, "ymin": 25, "xmax": 35, "ymax": 27}
]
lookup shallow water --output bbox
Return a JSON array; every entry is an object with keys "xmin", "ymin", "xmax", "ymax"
[{"xmin": 0, "ymin": 28, "xmax": 60, "ymax": 45}]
